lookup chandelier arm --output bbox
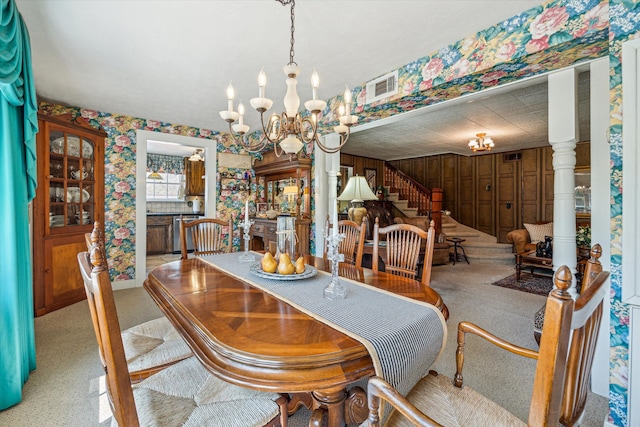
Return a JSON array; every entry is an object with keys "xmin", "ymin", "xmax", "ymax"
[
  {"xmin": 227, "ymin": 121, "xmax": 269, "ymax": 153},
  {"xmin": 257, "ymin": 111, "xmax": 281, "ymax": 145},
  {"xmin": 314, "ymin": 129, "xmax": 350, "ymax": 154},
  {"xmin": 299, "ymin": 115, "xmax": 318, "ymax": 143}
]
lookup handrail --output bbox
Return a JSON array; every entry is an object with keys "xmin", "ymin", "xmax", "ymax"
[
  {"xmin": 383, "ymin": 162, "xmax": 443, "ymax": 233},
  {"xmin": 384, "ymin": 162, "xmax": 433, "ymax": 197}
]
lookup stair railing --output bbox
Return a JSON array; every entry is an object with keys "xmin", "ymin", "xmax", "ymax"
[{"xmin": 384, "ymin": 162, "xmax": 443, "ymax": 233}]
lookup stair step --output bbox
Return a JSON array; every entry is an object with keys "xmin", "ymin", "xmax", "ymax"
[
  {"xmin": 466, "ymin": 252, "xmax": 515, "ymax": 265},
  {"xmin": 462, "ymin": 242, "xmax": 514, "ymax": 256}
]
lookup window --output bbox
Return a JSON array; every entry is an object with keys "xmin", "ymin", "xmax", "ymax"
[
  {"xmin": 146, "ymin": 172, "xmax": 183, "ymax": 201},
  {"xmin": 147, "ymin": 153, "xmax": 185, "ymax": 201}
]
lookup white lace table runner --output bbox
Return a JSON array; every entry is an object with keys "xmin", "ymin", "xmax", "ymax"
[{"xmin": 199, "ymin": 252, "xmax": 447, "ymax": 401}]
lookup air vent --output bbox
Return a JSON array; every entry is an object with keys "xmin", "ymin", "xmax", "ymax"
[
  {"xmin": 503, "ymin": 152, "xmax": 522, "ymax": 162},
  {"xmin": 365, "ymin": 70, "xmax": 398, "ymax": 104}
]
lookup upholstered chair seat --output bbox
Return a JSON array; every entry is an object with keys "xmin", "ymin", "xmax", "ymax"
[{"xmin": 120, "ymin": 356, "xmax": 283, "ymax": 427}]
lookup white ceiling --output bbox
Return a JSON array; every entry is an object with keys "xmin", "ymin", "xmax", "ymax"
[{"xmin": 17, "ymin": 0, "xmax": 590, "ymax": 159}]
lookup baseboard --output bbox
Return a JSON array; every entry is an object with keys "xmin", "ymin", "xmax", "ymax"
[{"xmin": 112, "ymin": 279, "xmax": 140, "ymax": 291}]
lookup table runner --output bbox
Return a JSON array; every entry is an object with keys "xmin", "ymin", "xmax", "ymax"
[{"xmin": 199, "ymin": 252, "xmax": 447, "ymax": 403}]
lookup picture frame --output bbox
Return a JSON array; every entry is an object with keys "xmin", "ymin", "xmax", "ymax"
[
  {"xmin": 365, "ymin": 168, "xmax": 377, "ymax": 191},
  {"xmin": 272, "ymin": 203, "xmax": 280, "ymax": 212},
  {"xmin": 257, "ymin": 202, "xmax": 267, "ymax": 214}
]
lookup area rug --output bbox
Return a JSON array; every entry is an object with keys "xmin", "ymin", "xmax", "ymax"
[{"xmin": 491, "ymin": 273, "xmax": 553, "ymax": 296}]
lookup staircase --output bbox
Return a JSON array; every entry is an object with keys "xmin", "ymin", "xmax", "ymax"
[
  {"xmin": 440, "ymin": 216, "xmax": 514, "ymax": 265},
  {"xmin": 383, "ymin": 163, "xmax": 515, "ymax": 265}
]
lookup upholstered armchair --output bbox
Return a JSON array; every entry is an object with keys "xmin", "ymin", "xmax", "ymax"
[{"xmin": 506, "ymin": 222, "xmax": 553, "ymax": 254}]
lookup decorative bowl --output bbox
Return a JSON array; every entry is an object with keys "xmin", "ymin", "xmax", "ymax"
[{"xmin": 266, "ymin": 209, "xmax": 278, "ymax": 219}]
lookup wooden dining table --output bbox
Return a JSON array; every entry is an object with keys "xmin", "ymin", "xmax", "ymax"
[{"xmin": 144, "ymin": 254, "xmax": 448, "ymax": 427}]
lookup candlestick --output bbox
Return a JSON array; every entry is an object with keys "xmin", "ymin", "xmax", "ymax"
[
  {"xmin": 239, "ymin": 199, "xmax": 255, "ymax": 263},
  {"xmin": 323, "ymin": 228, "xmax": 346, "ymax": 300}
]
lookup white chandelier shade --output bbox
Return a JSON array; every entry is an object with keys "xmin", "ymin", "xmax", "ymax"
[{"xmin": 468, "ymin": 132, "xmax": 495, "ymax": 152}]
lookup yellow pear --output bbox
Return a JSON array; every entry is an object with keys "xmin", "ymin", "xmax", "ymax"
[
  {"xmin": 294, "ymin": 256, "xmax": 305, "ymax": 274},
  {"xmin": 277, "ymin": 253, "xmax": 295, "ymax": 275},
  {"xmin": 261, "ymin": 252, "xmax": 277, "ymax": 274}
]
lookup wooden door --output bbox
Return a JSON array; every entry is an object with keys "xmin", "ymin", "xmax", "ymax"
[
  {"xmin": 496, "ymin": 155, "xmax": 520, "ymax": 243},
  {"xmin": 458, "ymin": 156, "xmax": 475, "ymax": 228},
  {"xmin": 441, "ymin": 155, "xmax": 457, "ymax": 215},
  {"xmin": 521, "ymin": 148, "xmax": 542, "ymax": 224},
  {"xmin": 475, "ymin": 155, "xmax": 495, "ymax": 236}
]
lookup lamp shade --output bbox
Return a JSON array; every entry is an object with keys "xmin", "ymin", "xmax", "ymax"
[
  {"xmin": 283, "ymin": 185, "xmax": 298, "ymax": 195},
  {"xmin": 337, "ymin": 175, "xmax": 378, "ymax": 202}
]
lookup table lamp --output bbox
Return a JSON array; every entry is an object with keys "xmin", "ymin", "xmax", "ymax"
[{"xmin": 337, "ymin": 175, "xmax": 378, "ymax": 225}]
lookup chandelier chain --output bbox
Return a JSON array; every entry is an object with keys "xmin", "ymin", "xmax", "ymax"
[
  {"xmin": 220, "ymin": 0, "xmax": 355, "ymax": 157},
  {"xmin": 276, "ymin": 0, "xmax": 297, "ymax": 66}
]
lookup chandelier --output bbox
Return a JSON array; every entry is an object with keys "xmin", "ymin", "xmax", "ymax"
[
  {"xmin": 468, "ymin": 133, "xmax": 495, "ymax": 152},
  {"xmin": 188, "ymin": 149, "xmax": 204, "ymax": 162},
  {"xmin": 219, "ymin": 0, "xmax": 357, "ymax": 157}
]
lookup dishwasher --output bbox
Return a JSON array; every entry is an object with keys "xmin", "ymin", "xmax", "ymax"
[{"xmin": 173, "ymin": 215, "xmax": 200, "ymax": 254}]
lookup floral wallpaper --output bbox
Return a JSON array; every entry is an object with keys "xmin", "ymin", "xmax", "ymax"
[
  {"xmin": 36, "ymin": 0, "xmax": 638, "ymax": 422},
  {"xmin": 607, "ymin": 1, "xmax": 640, "ymax": 425}
]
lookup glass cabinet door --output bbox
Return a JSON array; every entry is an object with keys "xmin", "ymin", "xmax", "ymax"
[{"xmin": 47, "ymin": 129, "xmax": 96, "ymax": 230}]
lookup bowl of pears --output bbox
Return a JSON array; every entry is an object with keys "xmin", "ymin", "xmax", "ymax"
[{"xmin": 250, "ymin": 252, "xmax": 317, "ymax": 280}]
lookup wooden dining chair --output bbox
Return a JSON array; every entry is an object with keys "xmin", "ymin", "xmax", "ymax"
[
  {"xmin": 83, "ymin": 222, "xmax": 193, "ymax": 383},
  {"xmin": 324, "ymin": 216, "xmax": 367, "ymax": 268},
  {"xmin": 372, "ymin": 217, "xmax": 436, "ymax": 286},
  {"xmin": 180, "ymin": 216, "xmax": 233, "ymax": 259},
  {"xmin": 77, "ymin": 243, "xmax": 288, "ymax": 427},
  {"xmin": 364, "ymin": 252, "xmax": 609, "ymax": 427}
]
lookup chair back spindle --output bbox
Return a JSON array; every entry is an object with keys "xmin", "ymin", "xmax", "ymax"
[
  {"xmin": 372, "ymin": 218, "xmax": 435, "ymax": 286},
  {"xmin": 180, "ymin": 216, "xmax": 233, "ymax": 259}
]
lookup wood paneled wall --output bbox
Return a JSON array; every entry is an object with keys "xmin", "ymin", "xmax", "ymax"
[
  {"xmin": 387, "ymin": 142, "xmax": 590, "ymax": 242},
  {"xmin": 339, "ymin": 154, "xmax": 385, "ymax": 188}
]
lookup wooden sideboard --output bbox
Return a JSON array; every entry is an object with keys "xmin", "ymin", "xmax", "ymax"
[{"xmin": 249, "ymin": 217, "xmax": 310, "ymax": 256}]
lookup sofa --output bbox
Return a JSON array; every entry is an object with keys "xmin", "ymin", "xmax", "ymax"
[
  {"xmin": 506, "ymin": 222, "xmax": 553, "ymax": 254},
  {"xmin": 393, "ymin": 217, "xmax": 450, "ymax": 265}
]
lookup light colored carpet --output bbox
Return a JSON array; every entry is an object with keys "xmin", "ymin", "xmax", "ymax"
[{"xmin": 0, "ymin": 262, "xmax": 609, "ymax": 426}]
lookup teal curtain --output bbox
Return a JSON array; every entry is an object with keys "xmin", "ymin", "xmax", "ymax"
[{"xmin": 0, "ymin": 0, "xmax": 38, "ymax": 410}]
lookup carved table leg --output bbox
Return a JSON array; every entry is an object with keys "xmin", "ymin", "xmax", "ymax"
[
  {"xmin": 344, "ymin": 386, "xmax": 368, "ymax": 424},
  {"xmin": 311, "ymin": 389, "xmax": 346, "ymax": 427}
]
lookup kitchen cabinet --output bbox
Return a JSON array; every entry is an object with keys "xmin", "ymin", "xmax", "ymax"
[
  {"xmin": 252, "ymin": 151, "xmax": 311, "ymax": 255},
  {"xmin": 147, "ymin": 215, "xmax": 174, "ymax": 255},
  {"xmin": 184, "ymin": 157, "xmax": 205, "ymax": 196},
  {"xmin": 32, "ymin": 113, "xmax": 106, "ymax": 316}
]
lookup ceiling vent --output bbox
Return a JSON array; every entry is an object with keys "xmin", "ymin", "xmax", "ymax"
[
  {"xmin": 365, "ymin": 70, "xmax": 398, "ymax": 104},
  {"xmin": 503, "ymin": 152, "xmax": 522, "ymax": 162}
]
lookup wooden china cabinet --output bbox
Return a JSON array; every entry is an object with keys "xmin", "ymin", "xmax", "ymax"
[
  {"xmin": 32, "ymin": 113, "xmax": 106, "ymax": 316},
  {"xmin": 252, "ymin": 150, "xmax": 311, "ymax": 256}
]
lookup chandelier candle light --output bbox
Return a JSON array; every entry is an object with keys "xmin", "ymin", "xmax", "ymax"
[
  {"xmin": 220, "ymin": 0, "xmax": 357, "ymax": 157},
  {"xmin": 468, "ymin": 132, "xmax": 495, "ymax": 152},
  {"xmin": 239, "ymin": 199, "xmax": 255, "ymax": 263}
]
